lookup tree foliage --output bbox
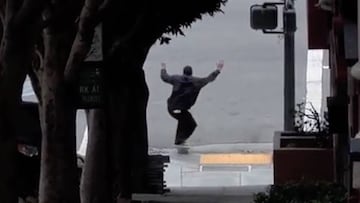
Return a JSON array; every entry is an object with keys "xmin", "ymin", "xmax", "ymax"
[{"xmin": 153, "ymin": 0, "xmax": 227, "ymax": 42}]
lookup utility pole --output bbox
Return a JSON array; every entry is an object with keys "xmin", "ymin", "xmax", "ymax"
[{"xmin": 283, "ymin": 0, "xmax": 296, "ymax": 131}]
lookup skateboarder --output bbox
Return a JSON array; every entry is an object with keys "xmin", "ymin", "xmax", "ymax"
[{"xmin": 160, "ymin": 60, "xmax": 224, "ymax": 146}]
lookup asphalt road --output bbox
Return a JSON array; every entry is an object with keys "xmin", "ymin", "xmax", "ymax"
[{"xmin": 22, "ymin": 0, "xmax": 308, "ymax": 149}]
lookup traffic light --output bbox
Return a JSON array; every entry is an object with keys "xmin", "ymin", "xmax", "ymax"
[{"xmin": 250, "ymin": 4, "xmax": 278, "ymax": 30}]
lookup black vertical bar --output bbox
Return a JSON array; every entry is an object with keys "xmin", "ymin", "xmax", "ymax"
[{"xmin": 283, "ymin": 1, "xmax": 295, "ymax": 131}]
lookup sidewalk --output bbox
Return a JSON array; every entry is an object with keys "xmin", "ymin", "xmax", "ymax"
[
  {"xmin": 137, "ymin": 143, "xmax": 274, "ymax": 202},
  {"xmin": 150, "ymin": 143, "xmax": 273, "ymax": 187}
]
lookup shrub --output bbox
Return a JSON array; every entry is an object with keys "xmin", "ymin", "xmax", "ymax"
[{"xmin": 253, "ymin": 181, "xmax": 347, "ymax": 203}]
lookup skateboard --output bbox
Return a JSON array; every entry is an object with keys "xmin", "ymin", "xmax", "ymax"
[{"xmin": 175, "ymin": 144, "xmax": 190, "ymax": 154}]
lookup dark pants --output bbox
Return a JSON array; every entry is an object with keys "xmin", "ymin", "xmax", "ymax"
[{"xmin": 168, "ymin": 109, "xmax": 197, "ymax": 145}]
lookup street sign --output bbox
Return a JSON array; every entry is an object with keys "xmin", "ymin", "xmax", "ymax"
[
  {"xmin": 76, "ymin": 24, "xmax": 104, "ymax": 109},
  {"xmin": 76, "ymin": 61, "xmax": 103, "ymax": 109}
]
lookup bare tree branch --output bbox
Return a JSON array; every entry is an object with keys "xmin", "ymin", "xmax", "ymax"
[
  {"xmin": 64, "ymin": 0, "xmax": 105, "ymax": 83},
  {"xmin": 109, "ymin": 3, "xmax": 149, "ymax": 55},
  {"xmin": 95, "ymin": 0, "xmax": 111, "ymax": 23},
  {"xmin": 0, "ymin": 8, "xmax": 4, "ymax": 55},
  {"xmin": 99, "ymin": 0, "xmax": 110, "ymax": 10},
  {"xmin": 0, "ymin": 0, "xmax": 5, "ymax": 22},
  {"xmin": 5, "ymin": 0, "xmax": 22, "ymax": 24},
  {"xmin": 0, "ymin": 0, "xmax": 5, "ymax": 9},
  {"xmin": 28, "ymin": 49, "xmax": 43, "ymax": 104},
  {"xmin": 13, "ymin": 0, "xmax": 47, "ymax": 27}
]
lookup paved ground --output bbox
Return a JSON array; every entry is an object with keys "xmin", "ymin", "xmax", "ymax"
[
  {"xmin": 133, "ymin": 143, "xmax": 273, "ymax": 202},
  {"xmin": 151, "ymin": 143, "xmax": 273, "ymax": 188}
]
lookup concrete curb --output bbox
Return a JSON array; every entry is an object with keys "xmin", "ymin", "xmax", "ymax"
[{"xmin": 133, "ymin": 185, "xmax": 268, "ymax": 203}]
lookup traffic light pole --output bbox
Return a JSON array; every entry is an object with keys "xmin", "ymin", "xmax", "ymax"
[
  {"xmin": 283, "ymin": 0, "xmax": 295, "ymax": 131},
  {"xmin": 251, "ymin": 0, "xmax": 296, "ymax": 131},
  {"xmin": 284, "ymin": 29, "xmax": 295, "ymax": 131}
]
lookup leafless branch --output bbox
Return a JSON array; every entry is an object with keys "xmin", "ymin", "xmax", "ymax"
[
  {"xmin": 64, "ymin": 0, "xmax": 105, "ymax": 83},
  {"xmin": 0, "ymin": 0, "xmax": 5, "ymax": 9},
  {"xmin": 5, "ymin": 0, "xmax": 22, "ymax": 23},
  {"xmin": 95, "ymin": 0, "xmax": 111, "ymax": 24},
  {"xmin": 0, "ymin": 9, "xmax": 4, "ymax": 50},
  {"xmin": 34, "ymin": 48, "xmax": 44, "ymax": 76},
  {"xmin": 109, "ymin": 3, "xmax": 149, "ymax": 55},
  {"xmin": 13, "ymin": 0, "xmax": 47, "ymax": 27},
  {"xmin": 28, "ymin": 49, "xmax": 43, "ymax": 104},
  {"xmin": 0, "ymin": 0, "xmax": 5, "ymax": 22}
]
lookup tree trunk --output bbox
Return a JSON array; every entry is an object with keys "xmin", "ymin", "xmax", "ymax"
[
  {"xmin": 39, "ymin": 31, "xmax": 79, "ymax": 203},
  {"xmin": 0, "ymin": 26, "xmax": 39, "ymax": 203},
  {"xmin": 80, "ymin": 68, "xmax": 149, "ymax": 203},
  {"xmin": 106, "ymin": 81, "xmax": 132, "ymax": 201},
  {"xmin": 0, "ymin": 123, "xmax": 17, "ymax": 203},
  {"xmin": 105, "ymin": 46, "xmax": 151, "ymax": 201},
  {"xmin": 80, "ymin": 109, "xmax": 111, "ymax": 203},
  {"xmin": 128, "ymin": 67, "xmax": 149, "ymax": 194},
  {"xmin": 79, "ymin": 57, "xmax": 150, "ymax": 203}
]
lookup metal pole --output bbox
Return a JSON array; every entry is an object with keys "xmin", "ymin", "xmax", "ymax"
[{"xmin": 283, "ymin": 0, "xmax": 295, "ymax": 131}]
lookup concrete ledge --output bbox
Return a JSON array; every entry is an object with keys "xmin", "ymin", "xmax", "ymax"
[
  {"xmin": 191, "ymin": 143, "xmax": 273, "ymax": 154},
  {"xmin": 133, "ymin": 186, "xmax": 268, "ymax": 203}
]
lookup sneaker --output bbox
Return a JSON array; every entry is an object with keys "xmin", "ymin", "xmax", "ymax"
[
  {"xmin": 175, "ymin": 141, "xmax": 189, "ymax": 150},
  {"xmin": 176, "ymin": 142, "xmax": 190, "ymax": 154}
]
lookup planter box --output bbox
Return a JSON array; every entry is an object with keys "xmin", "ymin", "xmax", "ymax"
[
  {"xmin": 273, "ymin": 131, "xmax": 337, "ymax": 184},
  {"xmin": 274, "ymin": 148, "xmax": 336, "ymax": 184},
  {"xmin": 349, "ymin": 188, "xmax": 360, "ymax": 203},
  {"xmin": 274, "ymin": 131, "xmax": 333, "ymax": 148}
]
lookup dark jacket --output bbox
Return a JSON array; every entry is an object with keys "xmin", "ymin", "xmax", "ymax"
[{"xmin": 161, "ymin": 69, "xmax": 220, "ymax": 111}]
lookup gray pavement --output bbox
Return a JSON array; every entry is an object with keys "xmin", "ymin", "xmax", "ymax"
[
  {"xmin": 135, "ymin": 143, "xmax": 273, "ymax": 202},
  {"xmin": 150, "ymin": 143, "xmax": 273, "ymax": 188},
  {"xmin": 133, "ymin": 186, "xmax": 268, "ymax": 203}
]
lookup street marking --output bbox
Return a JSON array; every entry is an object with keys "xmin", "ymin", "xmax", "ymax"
[{"xmin": 200, "ymin": 153, "xmax": 272, "ymax": 165}]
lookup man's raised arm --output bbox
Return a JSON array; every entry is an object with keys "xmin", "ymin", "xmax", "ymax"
[
  {"xmin": 198, "ymin": 60, "xmax": 224, "ymax": 87},
  {"xmin": 160, "ymin": 62, "xmax": 174, "ymax": 84}
]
